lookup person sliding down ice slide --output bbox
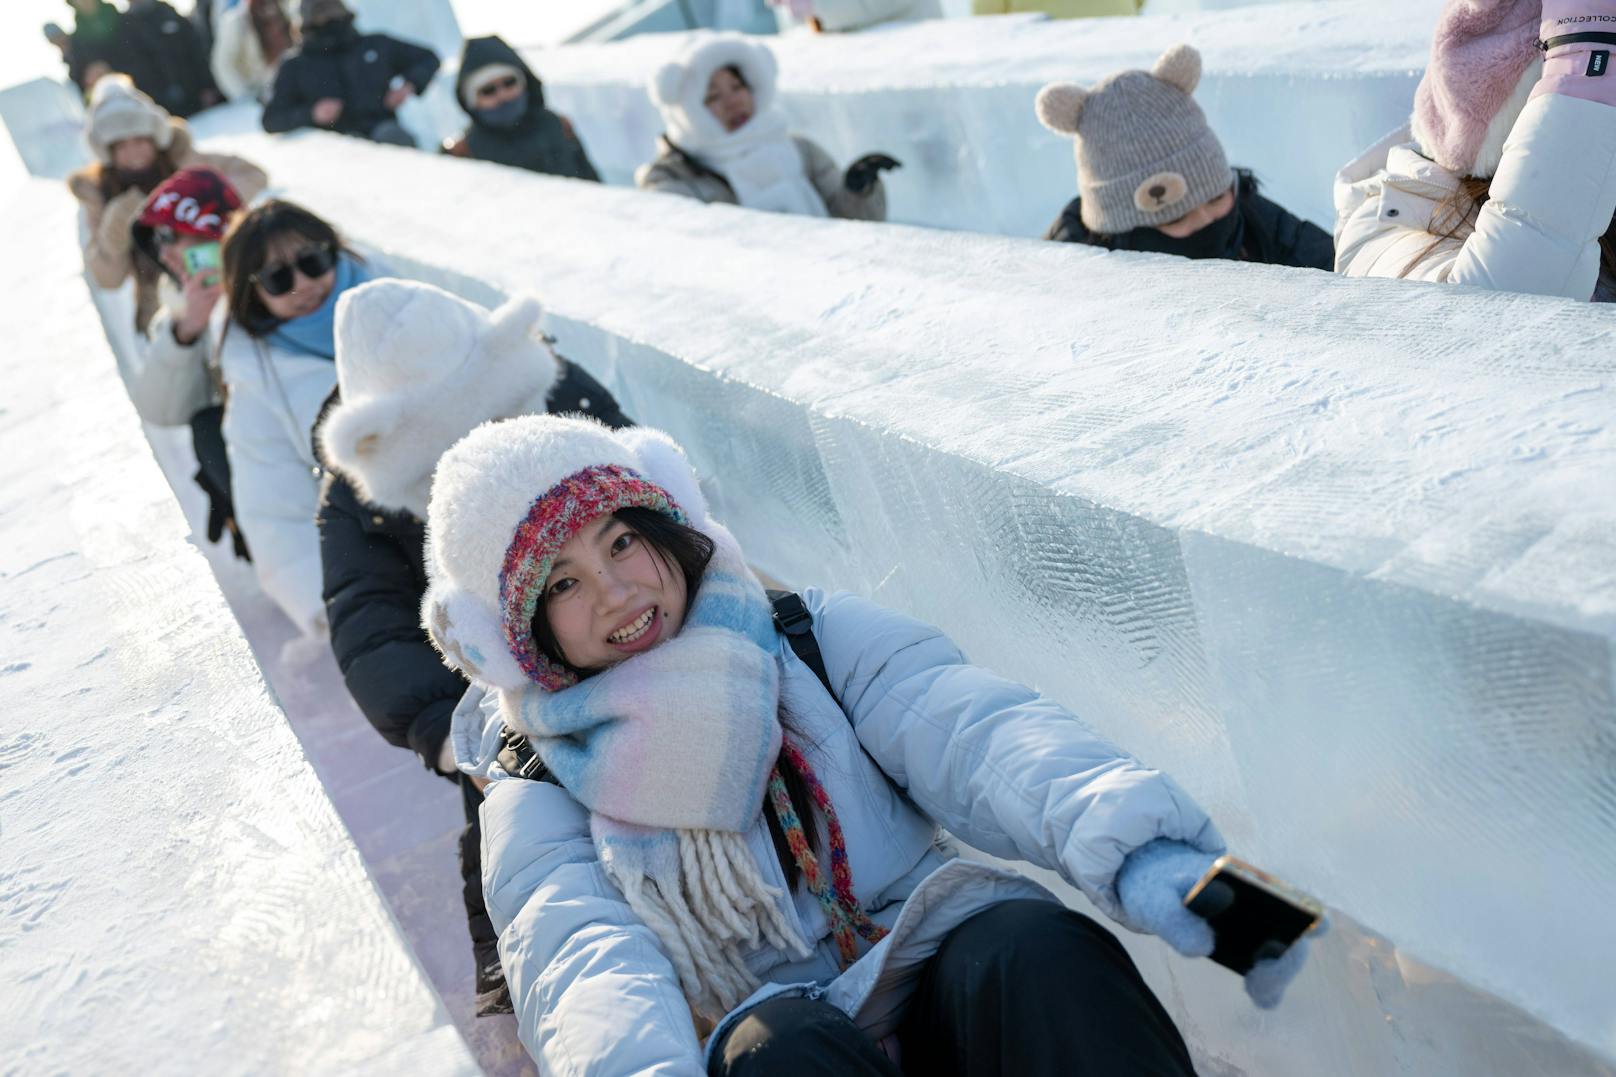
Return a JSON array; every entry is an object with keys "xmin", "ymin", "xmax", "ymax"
[
  {"xmin": 424, "ymin": 414, "xmax": 1317, "ymax": 1076},
  {"xmin": 215, "ymin": 200, "xmax": 387, "ymax": 637},
  {"xmin": 636, "ymin": 33, "xmax": 900, "ymax": 221},
  {"xmin": 314, "ymin": 280, "xmax": 631, "ymax": 1016},
  {"xmin": 261, "ymin": 0, "xmax": 439, "ymax": 147},
  {"xmin": 1335, "ymin": 0, "xmax": 1616, "ymax": 300},
  {"xmin": 1036, "ymin": 46, "xmax": 1333, "ymax": 269}
]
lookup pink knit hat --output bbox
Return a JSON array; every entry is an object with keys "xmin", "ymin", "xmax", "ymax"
[{"xmin": 1410, "ymin": 0, "xmax": 1543, "ymax": 178}]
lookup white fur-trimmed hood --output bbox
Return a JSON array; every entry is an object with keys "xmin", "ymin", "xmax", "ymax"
[
  {"xmin": 319, "ymin": 280, "xmax": 561, "ymax": 519},
  {"xmin": 649, "ymin": 32, "xmax": 781, "ymax": 151}
]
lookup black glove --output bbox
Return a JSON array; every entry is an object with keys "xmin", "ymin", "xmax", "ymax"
[
  {"xmin": 843, "ymin": 153, "xmax": 901, "ymax": 196},
  {"xmin": 196, "ymin": 468, "xmax": 252, "ymax": 562}
]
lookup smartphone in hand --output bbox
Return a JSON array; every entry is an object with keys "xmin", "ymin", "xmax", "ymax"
[
  {"xmin": 182, "ymin": 241, "xmax": 222, "ymax": 286},
  {"xmin": 1184, "ymin": 856, "xmax": 1323, "ymax": 974}
]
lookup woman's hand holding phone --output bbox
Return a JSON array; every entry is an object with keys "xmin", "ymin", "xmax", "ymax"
[{"xmin": 174, "ymin": 256, "xmax": 223, "ymax": 346}]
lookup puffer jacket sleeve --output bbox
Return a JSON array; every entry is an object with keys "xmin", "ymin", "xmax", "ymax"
[
  {"xmin": 318, "ymin": 473, "xmax": 466, "ymax": 770},
  {"xmin": 797, "ymin": 137, "xmax": 887, "ymax": 222},
  {"xmin": 1446, "ymin": 92, "xmax": 1616, "ymax": 298},
  {"xmin": 262, "ymin": 56, "xmax": 314, "ymax": 133},
  {"xmin": 127, "ymin": 307, "xmax": 213, "ymax": 426},
  {"xmin": 635, "ymin": 155, "xmax": 714, "ymax": 202},
  {"xmin": 803, "ymin": 588, "xmax": 1222, "ymax": 920},
  {"xmin": 220, "ymin": 337, "xmax": 326, "ymax": 635},
  {"xmin": 1248, "ymin": 191, "xmax": 1334, "ymax": 270},
  {"xmin": 383, "ymin": 35, "xmax": 441, "ymax": 94},
  {"xmin": 480, "ymin": 777, "xmax": 708, "ymax": 1075}
]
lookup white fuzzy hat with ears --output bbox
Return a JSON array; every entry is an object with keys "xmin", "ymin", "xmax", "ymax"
[
  {"xmin": 420, "ymin": 415, "xmax": 713, "ymax": 692},
  {"xmin": 319, "ymin": 280, "xmax": 561, "ymax": 519},
  {"xmin": 85, "ymin": 75, "xmax": 176, "ymax": 163},
  {"xmin": 648, "ymin": 32, "xmax": 780, "ymax": 150}
]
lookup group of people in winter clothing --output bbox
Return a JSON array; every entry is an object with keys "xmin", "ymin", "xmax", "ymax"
[{"xmin": 65, "ymin": 0, "xmax": 1616, "ymax": 1070}]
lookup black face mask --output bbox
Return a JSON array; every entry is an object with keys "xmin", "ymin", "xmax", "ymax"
[
  {"xmin": 1111, "ymin": 196, "xmax": 1245, "ymax": 262},
  {"xmin": 302, "ymin": 15, "xmax": 357, "ymax": 52}
]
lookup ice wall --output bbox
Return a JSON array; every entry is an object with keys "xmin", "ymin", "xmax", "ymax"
[
  {"xmin": 530, "ymin": 0, "xmax": 1436, "ymax": 233},
  {"xmin": 0, "ymin": 178, "xmax": 481, "ymax": 1076},
  {"xmin": 199, "ymin": 129, "xmax": 1616, "ymax": 1074}
]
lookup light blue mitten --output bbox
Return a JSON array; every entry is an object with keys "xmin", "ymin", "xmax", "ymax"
[{"xmin": 1115, "ymin": 838, "xmax": 1318, "ymax": 1010}]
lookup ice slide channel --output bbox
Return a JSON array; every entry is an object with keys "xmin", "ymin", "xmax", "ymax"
[
  {"xmin": 188, "ymin": 127, "xmax": 1616, "ymax": 1075},
  {"xmin": 527, "ymin": 0, "xmax": 1436, "ymax": 236},
  {"xmin": 0, "ymin": 180, "xmax": 495, "ymax": 1075}
]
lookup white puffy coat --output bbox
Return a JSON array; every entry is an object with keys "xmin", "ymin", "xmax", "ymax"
[
  {"xmin": 127, "ymin": 298, "xmax": 219, "ymax": 427},
  {"xmin": 461, "ymin": 587, "xmax": 1223, "ymax": 1074},
  {"xmin": 1334, "ymin": 92, "xmax": 1616, "ymax": 299},
  {"xmin": 216, "ymin": 308, "xmax": 335, "ymax": 635}
]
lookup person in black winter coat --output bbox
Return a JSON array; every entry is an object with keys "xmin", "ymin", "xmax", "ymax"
[
  {"xmin": 262, "ymin": 0, "xmax": 439, "ymax": 146},
  {"xmin": 315, "ymin": 279, "xmax": 631, "ymax": 1016},
  {"xmin": 443, "ymin": 35, "xmax": 599, "ymax": 181},
  {"xmin": 100, "ymin": 0, "xmax": 222, "ymax": 118},
  {"xmin": 1035, "ymin": 45, "xmax": 1333, "ymax": 271},
  {"xmin": 1044, "ymin": 169, "xmax": 1334, "ymax": 270}
]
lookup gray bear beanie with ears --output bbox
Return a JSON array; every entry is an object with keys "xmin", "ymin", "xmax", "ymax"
[{"xmin": 1036, "ymin": 45, "xmax": 1233, "ymax": 236}]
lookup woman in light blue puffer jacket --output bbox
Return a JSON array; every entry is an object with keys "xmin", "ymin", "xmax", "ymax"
[{"xmin": 423, "ymin": 415, "xmax": 1313, "ymax": 1076}]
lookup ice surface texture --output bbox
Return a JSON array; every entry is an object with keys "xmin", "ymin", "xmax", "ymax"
[
  {"xmin": 192, "ymin": 128, "xmax": 1616, "ymax": 1072},
  {"xmin": 529, "ymin": 0, "xmax": 1435, "ymax": 233},
  {"xmin": 0, "ymin": 181, "xmax": 481, "ymax": 1075}
]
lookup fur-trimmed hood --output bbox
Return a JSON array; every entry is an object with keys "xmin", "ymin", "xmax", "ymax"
[
  {"xmin": 318, "ymin": 280, "xmax": 562, "ymax": 520},
  {"xmin": 648, "ymin": 32, "xmax": 781, "ymax": 152}
]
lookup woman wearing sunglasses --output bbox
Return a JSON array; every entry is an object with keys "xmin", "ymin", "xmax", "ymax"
[
  {"xmin": 216, "ymin": 198, "xmax": 386, "ymax": 636},
  {"xmin": 443, "ymin": 35, "xmax": 599, "ymax": 181}
]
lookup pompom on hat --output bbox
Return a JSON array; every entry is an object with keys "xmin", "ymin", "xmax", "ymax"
[
  {"xmin": 84, "ymin": 75, "xmax": 175, "ymax": 163},
  {"xmin": 648, "ymin": 32, "xmax": 780, "ymax": 148},
  {"xmin": 1035, "ymin": 45, "xmax": 1233, "ymax": 235},
  {"xmin": 1410, "ymin": 0, "xmax": 1543, "ymax": 178},
  {"xmin": 421, "ymin": 416, "xmax": 712, "ymax": 693},
  {"xmin": 319, "ymin": 280, "xmax": 561, "ymax": 520}
]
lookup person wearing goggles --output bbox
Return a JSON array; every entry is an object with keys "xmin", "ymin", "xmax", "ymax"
[
  {"xmin": 441, "ymin": 35, "xmax": 599, "ymax": 181},
  {"xmin": 214, "ymin": 199, "xmax": 387, "ymax": 636}
]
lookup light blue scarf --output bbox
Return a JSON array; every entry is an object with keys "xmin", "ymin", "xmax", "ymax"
[{"xmin": 269, "ymin": 254, "xmax": 372, "ymax": 360}]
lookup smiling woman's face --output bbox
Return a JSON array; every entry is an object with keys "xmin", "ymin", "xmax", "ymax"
[
  {"xmin": 253, "ymin": 231, "xmax": 335, "ymax": 322},
  {"xmin": 540, "ymin": 514, "xmax": 690, "ymax": 673}
]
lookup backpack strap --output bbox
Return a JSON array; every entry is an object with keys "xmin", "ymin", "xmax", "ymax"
[{"xmin": 768, "ymin": 589, "xmax": 837, "ymax": 705}]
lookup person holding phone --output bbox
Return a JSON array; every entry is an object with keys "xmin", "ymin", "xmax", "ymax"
[
  {"xmin": 424, "ymin": 415, "xmax": 1317, "ymax": 1076},
  {"xmin": 123, "ymin": 167, "xmax": 250, "ymax": 560},
  {"xmin": 216, "ymin": 199, "xmax": 385, "ymax": 636}
]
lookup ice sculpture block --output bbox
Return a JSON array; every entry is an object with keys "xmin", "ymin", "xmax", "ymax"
[
  {"xmin": 527, "ymin": 0, "xmax": 1436, "ymax": 233},
  {"xmin": 0, "ymin": 180, "xmax": 480, "ymax": 1075},
  {"xmin": 198, "ymin": 130, "xmax": 1616, "ymax": 1073}
]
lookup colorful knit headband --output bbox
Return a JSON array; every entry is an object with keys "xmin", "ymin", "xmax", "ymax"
[{"xmin": 498, "ymin": 463, "xmax": 689, "ymax": 691}]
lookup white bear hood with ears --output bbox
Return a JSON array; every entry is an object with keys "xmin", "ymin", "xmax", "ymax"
[
  {"xmin": 649, "ymin": 32, "xmax": 782, "ymax": 152},
  {"xmin": 420, "ymin": 415, "xmax": 715, "ymax": 692},
  {"xmin": 318, "ymin": 280, "xmax": 562, "ymax": 520}
]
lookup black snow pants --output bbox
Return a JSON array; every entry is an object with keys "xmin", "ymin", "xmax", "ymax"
[{"xmin": 709, "ymin": 899, "xmax": 1197, "ymax": 1077}]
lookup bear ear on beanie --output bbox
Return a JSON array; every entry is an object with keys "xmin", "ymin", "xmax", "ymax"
[
  {"xmin": 652, "ymin": 59, "xmax": 687, "ymax": 107},
  {"xmin": 422, "ymin": 581, "xmax": 530, "ymax": 692},
  {"xmin": 318, "ymin": 398, "xmax": 399, "ymax": 485},
  {"xmin": 1152, "ymin": 44, "xmax": 1202, "ymax": 95},
  {"xmin": 618, "ymin": 427, "xmax": 709, "ymax": 524},
  {"xmin": 481, "ymin": 294, "xmax": 547, "ymax": 355},
  {"xmin": 1035, "ymin": 83, "xmax": 1088, "ymax": 136}
]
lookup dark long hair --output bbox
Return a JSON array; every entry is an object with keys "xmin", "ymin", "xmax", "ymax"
[
  {"xmin": 218, "ymin": 198, "xmax": 357, "ymax": 339},
  {"xmin": 530, "ymin": 506, "xmax": 821, "ymax": 886}
]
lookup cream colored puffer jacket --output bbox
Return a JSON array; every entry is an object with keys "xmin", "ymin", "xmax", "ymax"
[{"xmin": 1334, "ymin": 92, "xmax": 1616, "ymax": 300}]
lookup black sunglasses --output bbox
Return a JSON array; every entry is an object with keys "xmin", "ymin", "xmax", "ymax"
[
  {"xmin": 252, "ymin": 245, "xmax": 336, "ymax": 297},
  {"xmin": 475, "ymin": 75, "xmax": 522, "ymax": 100}
]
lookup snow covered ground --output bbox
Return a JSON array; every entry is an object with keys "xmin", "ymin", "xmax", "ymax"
[
  {"xmin": 529, "ymin": 0, "xmax": 1436, "ymax": 233},
  {"xmin": 182, "ymin": 129, "xmax": 1616, "ymax": 1074},
  {"xmin": 0, "ymin": 178, "xmax": 487, "ymax": 1075}
]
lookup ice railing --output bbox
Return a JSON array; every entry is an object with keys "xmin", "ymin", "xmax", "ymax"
[
  {"xmin": 526, "ymin": 0, "xmax": 1436, "ymax": 234},
  {"xmin": 0, "ymin": 178, "xmax": 482, "ymax": 1076},
  {"xmin": 197, "ymin": 128, "xmax": 1616, "ymax": 1075}
]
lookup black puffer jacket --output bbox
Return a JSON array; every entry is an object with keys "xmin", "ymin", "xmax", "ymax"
[
  {"xmin": 262, "ymin": 25, "xmax": 439, "ymax": 137},
  {"xmin": 445, "ymin": 35, "xmax": 599, "ymax": 180},
  {"xmin": 107, "ymin": 1, "xmax": 220, "ymax": 118},
  {"xmin": 1045, "ymin": 170, "xmax": 1334, "ymax": 271},
  {"xmin": 317, "ymin": 360, "xmax": 631, "ymax": 771}
]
